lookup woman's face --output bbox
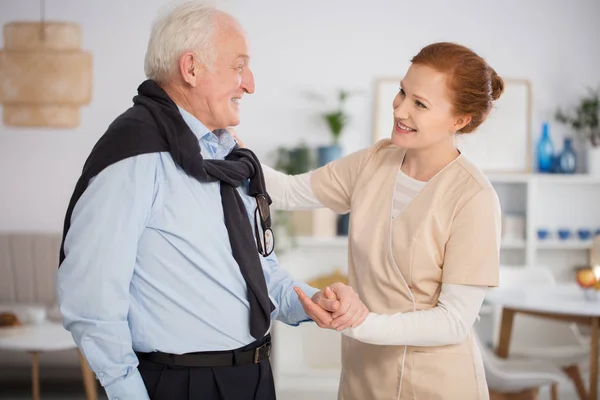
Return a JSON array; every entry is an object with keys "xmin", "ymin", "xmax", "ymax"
[{"xmin": 390, "ymin": 64, "xmax": 468, "ymax": 149}]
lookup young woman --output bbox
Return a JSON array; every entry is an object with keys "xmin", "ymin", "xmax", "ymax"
[{"xmin": 247, "ymin": 42, "xmax": 503, "ymax": 399}]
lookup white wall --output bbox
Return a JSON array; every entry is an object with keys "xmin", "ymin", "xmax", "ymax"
[{"xmin": 1, "ymin": 0, "xmax": 599, "ymax": 232}]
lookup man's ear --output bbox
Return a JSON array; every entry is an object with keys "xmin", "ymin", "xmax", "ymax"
[{"xmin": 179, "ymin": 52, "xmax": 202, "ymax": 88}]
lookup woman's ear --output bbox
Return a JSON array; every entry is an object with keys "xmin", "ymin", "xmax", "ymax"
[{"xmin": 453, "ymin": 115, "xmax": 472, "ymax": 132}]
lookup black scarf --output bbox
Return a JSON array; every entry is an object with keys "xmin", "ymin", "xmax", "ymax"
[{"xmin": 59, "ymin": 80, "xmax": 275, "ymax": 339}]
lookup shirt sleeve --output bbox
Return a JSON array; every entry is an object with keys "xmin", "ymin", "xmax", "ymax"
[
  {"xmin": 442, "ymin": 186, "xmax": 501, "ymax": 287},
  {"xmin": 263, "ymin": 250, "xmax": 320, "ymax": 326},
  {"xmin": 57, "ymin": 154, "xmax": 160, "ymax": 400},
  {"xmin": 342, "ymin": 283, "xmax": 487, "ymax": 346}
]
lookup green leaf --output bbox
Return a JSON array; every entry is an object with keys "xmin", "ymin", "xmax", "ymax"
[{"xmin": 554, "ymin": 86, "xmax": 600, "ymax": 146}]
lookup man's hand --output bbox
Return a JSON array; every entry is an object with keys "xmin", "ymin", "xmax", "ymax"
[
  {"xmin": 294, "ymin": 283, "xmax": 369, "ymax": 331},
  {"xmin": 294, "ymin": 286, "xmax": 336, "ymax": 329}
]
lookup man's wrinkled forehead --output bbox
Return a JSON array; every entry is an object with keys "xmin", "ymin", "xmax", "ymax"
[{"xmin": 213, "ymin": 18, "xmax": 250, "ymax": 61}]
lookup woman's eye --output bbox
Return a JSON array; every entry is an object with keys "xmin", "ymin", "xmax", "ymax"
[
  {"xmin": 416, "ymin": 101, "xmax": 426, "ymax": 109},
  {"xmin": 399, "ymin": 87, "xmax": 405, "ymax": 96}
]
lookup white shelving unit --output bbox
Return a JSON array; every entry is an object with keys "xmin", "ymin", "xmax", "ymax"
[
  {"xmin": 535, "ymin": 239, "xmax": 594, "ymax": 250},
  {"xmin": 491, "ymin": 172, "xmax": 600, "ymax": 281}
]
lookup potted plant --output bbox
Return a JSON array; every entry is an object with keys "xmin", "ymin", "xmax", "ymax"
[
  {"xmin": 273, "ymin": 142, "xmax": 314, "ymax": 175},
  {"xmin": 555, "ymin": 87, "xmax": 600, "ymax": 175},
  {"xmin": 316, "ymin": 89, "xmax": 354, "ymax": 167}
]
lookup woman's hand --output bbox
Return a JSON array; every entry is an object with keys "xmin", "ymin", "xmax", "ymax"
[
  {"xmin": 227, "ymin": 127, "xmax": 246, "ymax": 148},
  {"xmin": 295, "ymin": 284, "xmax": 369, "ymax": 331}
]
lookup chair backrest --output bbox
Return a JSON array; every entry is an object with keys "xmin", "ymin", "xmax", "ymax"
[
  {"xmin": 474, "ymin": 329, "xmax": 562, "ymax": 393},
  {"xmin": 492, "ymin": 265, "xmax": 580, "ymax": 351},
  {"xmin": 0, "ymin": 233, "xmax": 62, "ymax": 307}
]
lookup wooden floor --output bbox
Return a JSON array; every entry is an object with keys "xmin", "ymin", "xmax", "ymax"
[{"xmin": 0, "ymin": 379, "xmax": 581, "ymax": 400}]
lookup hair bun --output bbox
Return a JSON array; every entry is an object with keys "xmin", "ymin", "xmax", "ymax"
[{"xmin": 491, "ymin": 70, "xmax": 505, "ymax": 101}]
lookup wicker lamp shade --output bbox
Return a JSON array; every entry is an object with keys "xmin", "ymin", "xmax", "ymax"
[{"xmin": 0, "ymin": 22, "xmax": 92, "ymax": 128}]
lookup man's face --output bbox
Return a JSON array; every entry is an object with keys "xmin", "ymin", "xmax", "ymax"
[{"xmin": 191, "ymin": 18, "xmax": 255, "ymax": 131}]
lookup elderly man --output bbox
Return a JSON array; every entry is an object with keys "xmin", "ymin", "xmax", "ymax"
[{"xmin": 56, "ymin": 2, "xmax": 367, "ymax": 400}]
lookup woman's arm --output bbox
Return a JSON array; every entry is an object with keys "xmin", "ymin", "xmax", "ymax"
[
  {"xmin": 232, "ymin": 127, "xmax": 383, "ymax": 214},
  {"xmin": 341, "ymin": 283, "xmax": 486, "ymax": 346},
  {"xmin": 263, "ymin": 145, "xmax": 376, "ymax": 213},
  {"xmin": 262, "ymin": 164, "xmax": 323, "ymax": 210}
]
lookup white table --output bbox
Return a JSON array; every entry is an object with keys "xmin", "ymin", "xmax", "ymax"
[
  {"xmin": 0, "ymin": 321, "xmax": 97, "ymax": 400},
  {"xmin": 486, "ymin": 284, "xmax": 600, "ymax": 400}
]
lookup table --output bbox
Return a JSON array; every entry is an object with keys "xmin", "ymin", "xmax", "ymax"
[
  {"xmin": 0, "ymin": 321, "xmax": 97, "ymax": 400},
  {"xmin": 486, "ymin": 284, "xmax": 600, "ymax": 400}
]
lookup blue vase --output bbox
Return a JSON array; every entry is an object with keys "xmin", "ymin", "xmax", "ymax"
[
  {"xmin": 557, "ymin": 138, "xmax": 577, "ymax": 174},
  {"xmin": 317, "ymin": 145, "xmax": 342, "ymax": 167},
  {"xmin": 536, "ymin": 122, "xmax": 554, "ymax": 173},
  {"xmin": 550, "ymin": 154, "xmax": 561, "ymax": 173}
]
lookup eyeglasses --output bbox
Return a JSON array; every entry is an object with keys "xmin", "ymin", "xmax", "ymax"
[{"xmin": 254, "ymin": 194, "xmax": 274, "ymax": 257}]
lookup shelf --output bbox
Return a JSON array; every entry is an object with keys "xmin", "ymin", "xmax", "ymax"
[
  {"xmin": 534, "ymin": 174, "xmax": 600, "ymax": 185},
  {"xmin": 536, "ymin": 239, "xmax": 593, "ymax": 250},
  {"xmin": 501, "ymin": 239, "xmax": 527, "ymax": 249},
  {"xmin": 485, "ymin": 173, "xmax": 600, "ymax": 185}
]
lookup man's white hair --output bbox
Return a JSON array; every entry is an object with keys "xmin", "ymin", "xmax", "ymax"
[{"xmin": 144, "ymin": 1, "xmax": 225, "ymax": 82}]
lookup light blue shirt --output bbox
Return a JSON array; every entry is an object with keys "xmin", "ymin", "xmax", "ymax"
[{"xmin": 57, "ymin": 107, "xmax": 319, "ymax": 400}]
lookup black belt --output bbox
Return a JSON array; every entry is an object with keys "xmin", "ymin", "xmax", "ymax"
[{"xmin": 136, "ymin": 335, "xmax": 271, "ymax": 368}]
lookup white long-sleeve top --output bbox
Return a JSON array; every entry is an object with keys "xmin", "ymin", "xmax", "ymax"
[{"xmin": 262, "ymin": 164, "xmax": 487, "ymax": 347}]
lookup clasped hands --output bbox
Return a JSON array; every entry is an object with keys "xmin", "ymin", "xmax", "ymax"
[{"xmin": 294, "ymin": 283, "xmax": 369, "ymax": 331}]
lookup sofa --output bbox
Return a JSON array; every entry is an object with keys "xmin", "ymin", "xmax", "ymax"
[{"xmin": 0, "ymin": 232, "xmax": 81, "ymax": 381}]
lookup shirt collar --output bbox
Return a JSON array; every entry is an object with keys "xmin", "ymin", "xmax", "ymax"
[{"xmin": 177, "ymin": 106, "xmax": 237, "ymax": 158}]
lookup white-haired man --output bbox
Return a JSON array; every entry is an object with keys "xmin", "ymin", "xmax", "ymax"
[{"xmin": 56, "ymin": 2, "xmax": 367, "ymax": 399}]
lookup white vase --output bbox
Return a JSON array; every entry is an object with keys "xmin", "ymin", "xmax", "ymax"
[{"xmin": 588, "ymin": 147, "xmax": 600, "ymax": 175}]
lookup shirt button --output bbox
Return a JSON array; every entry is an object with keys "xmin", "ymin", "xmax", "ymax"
[{"xmin": 98, "ymin": 372, "xmax": 105, "ymax": 377}]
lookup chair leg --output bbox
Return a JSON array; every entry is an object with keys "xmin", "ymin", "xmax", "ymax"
[
  {"xmin": 489, "ymin": 389, "xmax": 508, "ymax": 400},
  {"xmin": 515, "ymin": 388, "xmax": 539, "ymax": 400},
  {"xmin": 550, "ymin": 382, "xmax": 559, "ymax": 400},
  {"xmin": 562, "ymin": 365, "xmax": 587, "ymax": 400},
  {"xmin": 30, "ymin": 351, "xmax": 40, "ymax": 400},
  {"xmin": 79, "ymin": 351, "xmax": 98, "ymax": 400}
]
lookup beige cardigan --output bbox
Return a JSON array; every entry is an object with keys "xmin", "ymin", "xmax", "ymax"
[{"xmin": 284, "ymin": 140, "xmax": 501, "ymax": 399}]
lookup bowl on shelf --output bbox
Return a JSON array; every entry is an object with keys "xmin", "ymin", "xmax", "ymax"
[
  {"xmin": 557, "ymin": 229, "xmax": 572, "ymax": 241},
  {"xmin": 577, "ymin": 228, "xmax": 592, "ymax": 241},
  {"xmin": 537, "ymin": 228, "xmax": 550, "ymax": 240},
  {"xmin": 576, "ymin": 266, "xmax": 600, "ymax": 302}
]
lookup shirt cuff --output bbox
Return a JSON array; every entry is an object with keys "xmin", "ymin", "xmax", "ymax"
[{"xmin": 103, "ymin": 367, "xmax": 150, "ymax": 400}]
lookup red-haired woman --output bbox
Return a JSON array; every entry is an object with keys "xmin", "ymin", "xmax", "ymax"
[{"xmin": 261, "ymin": 42, "xmax": 504, "ymax": 399}]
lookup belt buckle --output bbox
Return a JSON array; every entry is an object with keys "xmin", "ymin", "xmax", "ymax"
[{"xmin": 253, "ymin": 342, "xmax": 271, "ymax": 364}]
